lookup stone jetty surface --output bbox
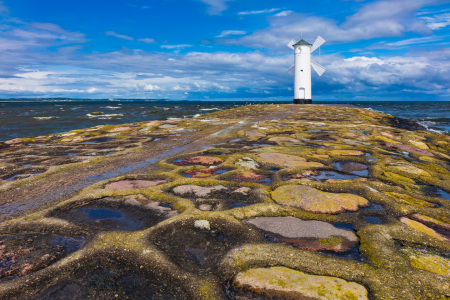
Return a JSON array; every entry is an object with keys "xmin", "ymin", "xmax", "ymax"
[{"xmin": 0, "ymin": 104, "xmax": 449, "ymax": 299}]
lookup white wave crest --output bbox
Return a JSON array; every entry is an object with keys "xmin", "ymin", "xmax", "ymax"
[
  {"xmin": 86, "ymin": 113, "xmax": 124, "ymax": 119},
  {"xmin": 33, "ymin": 116, "xmax": 59, "ymax": 120}
]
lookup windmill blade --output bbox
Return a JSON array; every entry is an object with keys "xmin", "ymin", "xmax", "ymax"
[
  {"xmin": 287, "ymin": 39, "xmax": 296, "ymax": 50},
  {"xmin": 288, "ymin": 64, "xmax": 295, "ymax": 77},
  {"xmin": 310, "ymin": 59, "xmax": 326, "ymax": 76},
  {"xmin": 310, "ymin": 36, "xmax": 325, "ymax": 53}
]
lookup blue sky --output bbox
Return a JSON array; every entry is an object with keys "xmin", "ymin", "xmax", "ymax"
[{"xmin": 0, "ymin": 0, "xmax": 449, "ymax": 101}]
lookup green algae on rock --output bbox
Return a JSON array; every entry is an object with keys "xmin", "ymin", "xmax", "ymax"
[
  {"xmin": 400, "ymin": 248, "xmax": 450, "ymax": 277},
  {"xmin": 231, "ymin": 266, "xmax": 369, "ymax": 299},
  {"xmin": 258, "ymin": 152, "xmax": 324, "ymax": 169},
  {"xmin": 272, "ymin": 184, "xmax": 369, "ymax": 214}
]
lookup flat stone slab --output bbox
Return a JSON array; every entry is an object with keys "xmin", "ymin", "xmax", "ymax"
[
  {"xmin": 267, "ymin": 137, "xmax": 301, "ymax": 143},
  {"xmin": 104, "ymin": 179, "xmax": 167, "ymax": 189},
  {"xmin": 272, "ymin": 185, "xmax": 369, "ymax": 214},
  {"xmin": 258, "ymin": 152, "xmax": 324, "ymax": 169},
  {"xmin": 399, "ymin": 217, "xmax": 449, "ymax": 242},
  {"xmin": 400, "ymin": 248, "xmax": 450, "ymax": 277},
  {"xmin": 172, "ymin": 184, "xmax": 227, "ymax": 198},
  {"xmin": 247, "ymin": 216, "xmax": 358, "ymax": 252},
  {"xmin": 232, "ymin": 266, "xmax": 369, "ymax": 300},
  {"xmin": 173, "ymin": 156, "xmax": 223, "ymax": 166},
  {"xmin": 330, "ymin": 150, "xmax": 366, "ymax": 156}
]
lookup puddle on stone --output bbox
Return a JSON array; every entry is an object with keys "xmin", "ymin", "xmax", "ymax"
[
  {"xmin": 172, "ymin": 156, "xmax": 223, "ymax": 166},
  {"xmin": 365, "ymin": 156, "xmax": 378, "ymax": 163},
  {"xmin": 4, "ymin": 171, "xmax": 42, "ymax": 181},
  {"xmin": 364, "ymin": 216, "xmax": 383, "ymax": 224},
  {"xmin": 229, "ymin": 203, "xmax": 250, "ymax": 208},
  {"xmin": 32, "ymin": 266, "xmax": 180, "ymax": 300},
  {"xmin": 350, "ymin": 130, "xmax": 371, "ymax": 136},
  {"xmin": 229, "ymin": 172, "xmax": 272, "ymax": 185},
  {"xmin": 334, "ymin": 161, "xmax": 369, "ymax": 177},
  {"xmin": 320, "ymin": 244, "xmax": 364, "ymax": 262},
  {"xmin": 419, "ymin": 184, "xmax": 450, "ymax": 200},
  {"xmin": 183, "ymin": 168, "xmax": 229, "ymax": 178},
  {"xmin": 362, "ymin": 203, "xmax": 384, "ymax": 211},
  {"xmin": 64, "ymin": 152, "xmax": 78, "ymax": 156},
  {"xmin": 53, "ymin": 201, "xmax": 174, "ymax": 231},
  {"xmin": 303, "ymin": 171, "xmax": 360, "ymax": 182},
  {"xmin": 0, "ymin": 234, "xmax": 87, "ymax": 282}
]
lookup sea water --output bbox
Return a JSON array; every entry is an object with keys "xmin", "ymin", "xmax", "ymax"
[{"xmin": 0, "ymin": 99, "xmax": 448, "ymax": 141}]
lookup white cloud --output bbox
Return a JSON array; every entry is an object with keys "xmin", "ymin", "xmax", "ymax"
[
  {"xmin": 420, "ymin": 13, "xmax": 450, "ymax": 30},
  {"xmin": 238, "ymin": 8, "xmax": 279, "ymax": 16},
  {"xmin": 142, "ymin": 84, "xmax": 162, "ymax": 91},
  {"xmin": 161, "ymin": 44, "xmax": 192, "ymax": 49},
  {"xmin": 87, "ymin": 87, "xmax": 99, "ymax": 93},
  {"xmin": 216, "ymin": 30, "xmax": 246, "ymax": 38},
  {"xmin": 275, "ymin": 10, "xmax": 293, "ymax": 17},
  {"xmin": 138, "ymin": 38, "xmax": 156, "ymax": 43},
  {"xmin": 383, "ymin": 36, "xmax": 444, "ymax": 47},
  {"xmin": 105, "ymin": 31, "xmax": 134, "ymax": 41},
  {"xmin": 197, "ymin": 0, "xmax": 233, "ymax": 15},
  {"xmin": 224, "ymin": 0, "xmax": 440, "ymax": 49}
]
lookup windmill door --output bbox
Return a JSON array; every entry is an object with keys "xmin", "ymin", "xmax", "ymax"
[{"xmin": 298, "ymin": 88, "xmax": 305, "ymax": 99}]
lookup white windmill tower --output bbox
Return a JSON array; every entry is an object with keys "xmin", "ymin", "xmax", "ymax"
[{"xmin": 287, "ymin": 36, "xmax": 326, "ymax": 104}]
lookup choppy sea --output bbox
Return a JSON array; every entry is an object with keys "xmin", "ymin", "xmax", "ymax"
[{"xmin": 0, "ymin": 99, "xmax": 448, "ymax": 142}]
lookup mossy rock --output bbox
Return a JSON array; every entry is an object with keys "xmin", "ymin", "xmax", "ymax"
[
  {"xmin": 271, "ymin": 185, "xmax": 369, "ymax": 214},
  {"xmin": 232, "ymin": 266, "xmax": 369, "ymax": 299}
]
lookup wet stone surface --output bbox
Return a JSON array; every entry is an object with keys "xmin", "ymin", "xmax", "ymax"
[
  {"xmin": 0, "ymin": 234, "xmax": 86, "ymax": 282},
  {"xmin": 291, "ymin": 170, "xmax": 361, "ymax": 182},
  {"xmin": 247, "ymin": 217, "xmax": 359, "ymax": 253},
  {"xmin": 31, "ymin": 266, "xmax": 179, "ymax": 300},
  {"xmin": 1, "ymin": 104, "xmax": 450, "ymax": 299},
  {"xmin": 334, "ymin": 161, "xmax": 369, "ymax": 177},
  {"xmin": 104, "ymin": 179, "xmax": 167, "ymax": 189},
  {"xmin": 50, "ymin": 199, "xmax": 176, "ymax": 231},
  {"xmin": 171, "ymin": 185, "xmax": 261, "ymax": 211},
  {"xmin": 183, "ymin": 168, "xmax": 229, "ymax": 178},
  {"xmin": 149, "ymin": 219, "xmax": 260, "ymax": 275}
]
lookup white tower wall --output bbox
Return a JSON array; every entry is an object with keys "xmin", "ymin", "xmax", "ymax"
[{"xmin": 294, "ymin": 44, "xmax": 312, "ymax": 103}]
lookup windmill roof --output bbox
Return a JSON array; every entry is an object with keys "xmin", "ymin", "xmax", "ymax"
[{"xmin": 294, "ymin": 39, "xmax": 312, "ymax": 46}]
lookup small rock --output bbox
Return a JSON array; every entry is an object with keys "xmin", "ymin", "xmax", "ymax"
[
  {"xmin": 236, "ymin": 157, "xmax": 260, "ymax": 169},
  {"xmin": 194, "ymin": 220, "xmax": 210, "ymax": 230},
  {"xmin": 231, "ymin": 187, "xmax": 252, "ymax": 196}
]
